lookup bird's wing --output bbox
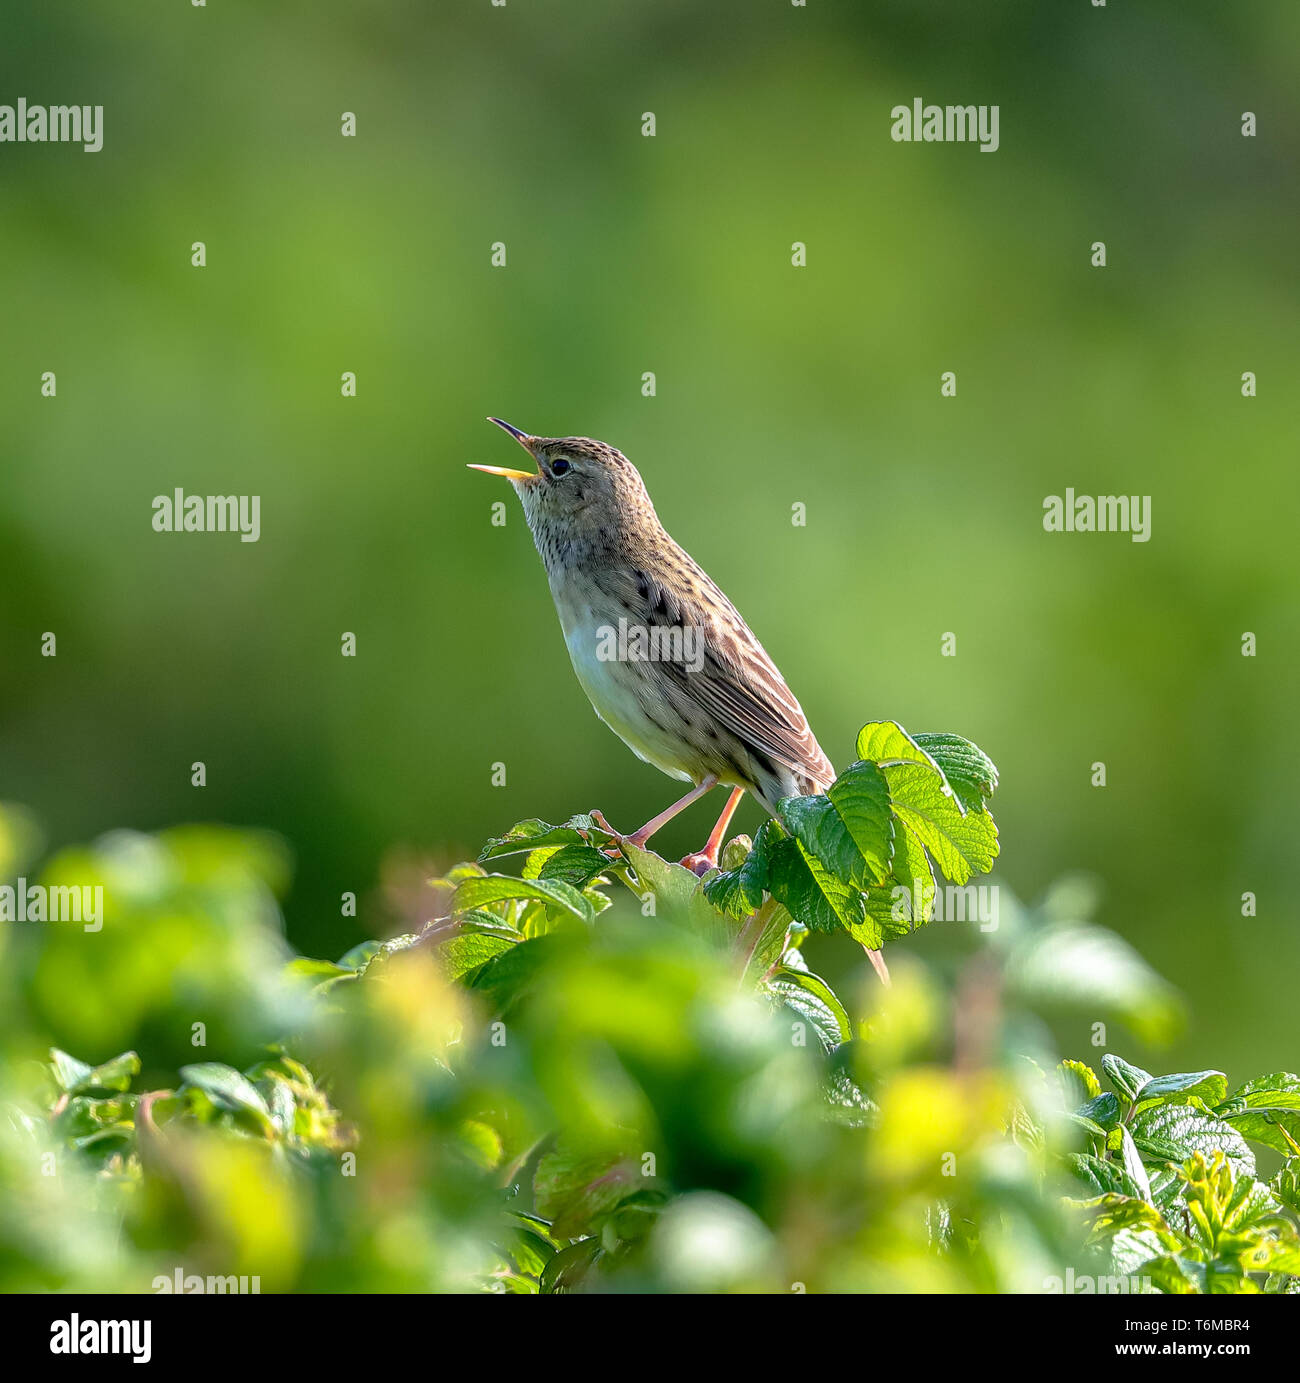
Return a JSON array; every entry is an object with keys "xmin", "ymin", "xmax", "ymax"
[{"xmin": 602, "ymin": 555, "xmax": 834, "ymax": 791}]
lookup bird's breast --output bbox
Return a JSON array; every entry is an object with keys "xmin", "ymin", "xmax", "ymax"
[{"xmin": 548, "ymin": 575, "xmax": 697, "ymax": 785}]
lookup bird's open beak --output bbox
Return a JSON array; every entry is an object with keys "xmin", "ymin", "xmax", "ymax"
[{"xmin": 468, "ymin": 417, "xmax": 540, "ymax": 481}]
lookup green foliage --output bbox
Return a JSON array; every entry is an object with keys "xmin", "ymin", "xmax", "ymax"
[
  {"xmin": 0, "ymin": 727, "xmax": 1293, "ymax": 1294},
  {"xmin": 703, "ymin": 722, "xmax": 999, "ymax": 948}
]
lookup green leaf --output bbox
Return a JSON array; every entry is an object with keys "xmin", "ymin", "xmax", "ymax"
[
  {"xmin": 466, "ymin": 935, "xmax": 569, "ymax": 1012},
  {"xmin": 1272, "ymin": 1163, "xmax": 1300, "ymax": 1217},
  {"xmin": 49, "ymin": 1049, "xmax": 93, "ymax": 1093},
  {"xmin": 503, "ymin": 1225, "xmax": 559, "ymax": 1280},
  {"xmin": 621, "ymin": 844, "xmax": 729, "ymax": 944},
  {"xmin": 539, "ymin": 1239, "xmax": 602, "ymax": 1294},
  {"xmin": 536, "ymin": 845, "xmax": 616, "ymax": 889},
  {"xmin": 179, "ymin": 1063, "xmax": 274, "ymax": 1135},
  {"xmin": 852, "ymin": 888, "xmax": 908, "ymax": 951},
  {"xmin": 1065, "ymin": 1153, "xmax": 1149, "ymax": 1201},
  {"xmin": 336, "ymin": 940, "xmax": 381, "ymax": 970},
  {"xmin": 1059, "ymin": 1059, "xmax": 1102, "ymax": 1104},
  {"xmin": 83, "ymin": 1051, "xmax": 142, "ymax": 1093},
  {"xmin": 1071, "ymin": 1192, "xmax": 1174, "ymax": 1239},
  {"xmin": 737, "ymin": 897, "xmax": 796, "ymax": 985},
  {"xmin": 50, "ymin": 1048, "xmax": 140, "ymax": 1096},
  {"xmin": 765, "ymin": 836, "xmax": 865, "ymax": 934},
  {"xmin": 1118, "ymin": 1126, "xmax": 1153, "ymax": 1203},
  {"xmin": 478, "ymin": 815, "xmax": 612, "ymax": 862},
  {"xmin": 703, "ymin": 821, "xmax": 775, "ymax": 920},
  {"xmin": 765, "ymin": 966, "xmax": 852, "ymax": 1051},
  {"xmin": 1134, "ymin": 1070, "xmax": 1228, "ymax": 1114},
  {"xmin": 1076, "ymin": 1091, "xmax": 1121, "ymax": 1132},
  {"xmin": 856, "ymin": 720, "xmax": 942, "ymax": 770},
  {"xmin": 889, "ymin": 823, "xmax": 935, "ymax": 924},
  {"xmin": 882, "ymin": 762, "xmax": 998, "ymax": 885},
  {"xmin": 1102, "ymin": 1054, "xmax": 1154, "ymax": 1103},
  {"xmin": 437, "ymin": 923, "xmax": 519, "ymax": 983},
  {"xmin": 535, "ymin": 1141, "xmax": 642, "ymax": 1239},
  {"xmin": 1130, "ymin": 1104, "xmax": 1255, "ymax": 1181},
  {"xmin": 779, "ymin": 760, "xmax": 893, "ymax": 890},
  {"xmin": 285, "ymin": 957, "xmax": 354, "ymax": 981},
  {"xmin": 453, "ymin": 874, "xmax": 594, "ymax": 926},
  {"xmin": 826, "ymin": 762, "xmax": 895, "ymax": 882},
  {"xmin": 1216, "ymin": 1073, "xmax": 1300, "ymax": 1156},
  {"xmin": 911, "ymin": 732, "xmax": 999, "ymax": 810}
]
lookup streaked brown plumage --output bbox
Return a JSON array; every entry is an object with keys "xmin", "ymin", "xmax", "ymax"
[{"xmin": 471, "ymin": 418, "xmax": 834, "ymax": 872}]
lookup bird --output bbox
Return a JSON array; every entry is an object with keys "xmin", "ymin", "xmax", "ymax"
[{"xmin": 470, "ymin": 417, "xmax": 837, "ymax": 878}]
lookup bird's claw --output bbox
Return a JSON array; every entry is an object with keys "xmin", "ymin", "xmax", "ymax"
[{"xmin": 589, "ymin": 810, "xmax": 629, "ymax": 859}]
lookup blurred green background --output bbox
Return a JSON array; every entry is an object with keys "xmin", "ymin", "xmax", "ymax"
[{"xmin": 2, "ymin": 0, "xmax": 1296, "ymax": 1079}]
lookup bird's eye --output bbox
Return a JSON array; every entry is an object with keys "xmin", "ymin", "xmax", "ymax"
[{"xmin": 550, "ymin": 458, "xmax": 571, "ymax": 477}]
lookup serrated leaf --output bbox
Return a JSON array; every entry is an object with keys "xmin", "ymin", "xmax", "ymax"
[
  {"xmin": 703, "ymin": 821, "xmax": 775, "ymax": 920},
  {"xmin": 478, "ymin": 815, "xmax": 611, "ymax": 862},
  {"xmin": 890, "ymin": 824, "xmax": 935, "ymax": 923},
  {"xmin": 911, "ymin": 732, "xmax": 999, "ymax": 810},
  {"xmin": 1131, "ymin": 1104, "xmax": 1255, "ymax": 1181},
  {"xmin": 1272, "ymin": 1163, "xmax": 1300, "ymax": 1217},
  {"xmin": 1216, "ymin": 1073, "xmax": 1300, "ymax": 1156},
  {"xmin": 765, "ymin": 836, "xmax": 865, "ymax": 934},
  {"xmin": 1060, "ymin": 1059, "xmax": 1102, "ymax": 1103},
  {"xmin": 453, "ymin": 874, "xmax": 594, "ymax": 926},
  {"xmin": 437, "ymin": 925, "xmax": 519, "ymax": 983},
  {"xmin": 826, "ymin": 761, "xmax": 895, "ymax": 880},
  {"xmin": 850, "ymin": 887, "xmax": 909, "ymax": 951},
  {"xmin": 1077, "ymin": 1091, "xmax": 1122, "ymax": 1131},
  {"xmin": 1065, "ymin": 1152, "xmax": 1149, "ymax": 1200},
  {"xmin": 1103, "ymin": 1054, "xmax": 1154, "ymax": 1103},
  {"xmin": 536, "ymin": 844, "xmax": 616, "ymax": 889},
  {"xmin": 855, "ymin": 720, "xmax": 943, "ymax": 769},
  {"xmin": 780, "ymin": 761, "xmax": 893, "ymax": 890},
  {"xmin": 1070, "ymin": 1192, "xmax": 1174, "ymax": 1238},
  {"xmin": 882, "ymin": 762, "xmax": 997, "ymax": 885},
  {"xmin": 1134, "ymin": 1070, "xmax": 1228, "ymax": 1114}
]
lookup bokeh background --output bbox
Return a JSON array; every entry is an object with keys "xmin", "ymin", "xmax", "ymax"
[{"xmin": 2, "ymin": 0, "xmax": 1296, "ymax": 1080}]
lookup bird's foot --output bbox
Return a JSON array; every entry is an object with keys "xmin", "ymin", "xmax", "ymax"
[
  {"xmin": 678, "ymin": 849, "xmax": 719, "ymax": 878},
  {"xmin": 589, "ymin": 810, "xmax": 651, "ymax": 858}
]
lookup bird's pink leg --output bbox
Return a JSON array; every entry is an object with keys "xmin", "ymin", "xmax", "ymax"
[
  {"xmin": 592, "ymin": 775, "xmax": 719, "ymax": 853},
  {"xmin": 680, "ymin": 786, "xmax": 746, "ymax": 876}
]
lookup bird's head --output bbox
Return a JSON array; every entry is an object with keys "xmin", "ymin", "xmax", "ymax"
[{"xmin": 470, "ymin": 418, "xmax": 655, "ymax": 545}]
